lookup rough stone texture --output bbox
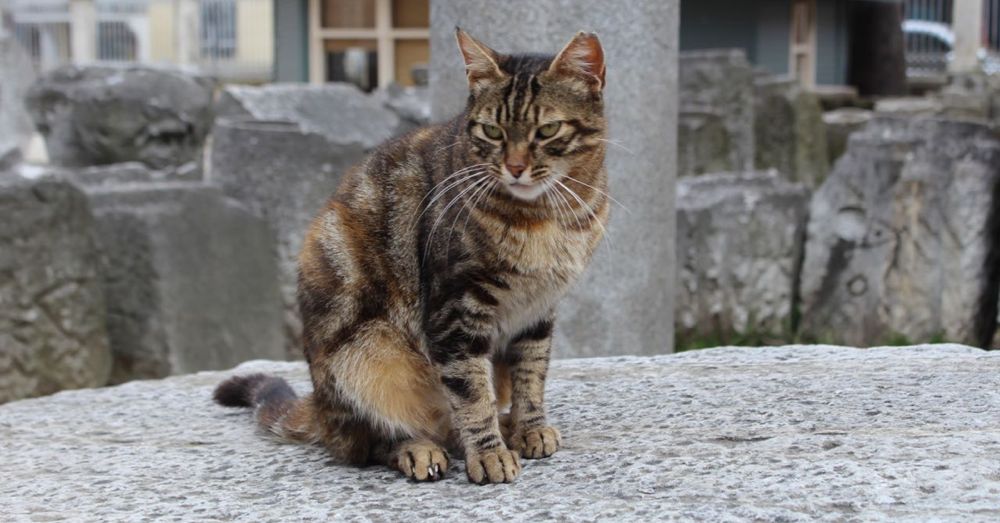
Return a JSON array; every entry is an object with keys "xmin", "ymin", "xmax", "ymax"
[
  {"xmin": 676, "ymin": 172, "xmax": 809, "ymax": 349},
  {"xmin": 677, "ymin": 111, "xmax": 733, "ymax": 176},
  {"xmin": 25, "ymin": 65, "xmax": 215, "ymax": 170},
  {"xmin": 939, "ymin": 73, "xmax": 1000, "ymax": 125},
  {"xmin": 431, "ymin": 0, "xmax": 678, "ymax": 357},
  {"xmin": 754, "ymin": 76, "xmax": 829, "ymax": 187},
  {"xmin": 3, "ymin": 345, "xmax": 1000, "ymax": 520},
  {"xmin": 214, "ymin": 83, "xmax": 403, "ymax": 146},
  {"xmin": 822, "ymin": 108, "xmax": 872, "ymax": 166},
  {"xmin": 374, "ymin": 83, "xmax": 431, "ymax": 127},
  {"xmin": 873, "ymin": 96, "xmax": 945, "ymax": 117},
  {"xmin": 0, "ymin": 176, "xmax": 111, "ymax": 404},
  {"xmin": 678, "ymin": 49, "xmax": 755, "ymax": 176},
  {"xmin": 208, "ymin": 118, "xmax": 365, "ymax": 356},
  {"xmin": 0, "ymin": 36, "xmax": 36, "ymax": 159},
  {"xmin": 82, "ymin": 180, "xmax": 285, "ymax": 383},
  {"xmin": 800, "ymin": 116, "xmax": 1000, "ymax": 348}
]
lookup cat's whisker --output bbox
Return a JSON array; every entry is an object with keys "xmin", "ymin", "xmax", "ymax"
[
  {"xmin": 425, "ymin": 174, "xmax": 492, "ymax": 260},
  {"xmin": 555, "ymin": 179, "xmax": 613, "ymax": 251},
  {"xmin": 435, "ymin": 139, "xmax": 464, "ymax": 153},
  {"xmin": 549, "ymin": 180, "xmax": 585, "ymax": 233},
  {"xmin": 596, "ymin": 137, "xmax": 634, "ymax": 155},
  {"xmin": 565, "ymin": 173, "xmax": 631, "ymax": 214},
  {"xmin": 409, "ymin": 167, "xmax": 490, "ymax": 233},
  {"xmin": 450, "ymin": 176, "xmax": 497, "ymax": 251}
]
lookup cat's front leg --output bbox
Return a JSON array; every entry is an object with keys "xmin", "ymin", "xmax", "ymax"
[
  {"xmin": 505, "ymin": 315, "xmax": 562, "ymax": 459},
  {"xmin": 429, "ymin": 312, "xmax": 520, "ymax": 484}
]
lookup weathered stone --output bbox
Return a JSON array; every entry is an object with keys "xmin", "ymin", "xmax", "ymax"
[
  {"xmin": 0, "ymin": 36, "xmax": 36, "ymax": 159},
  {"xmin": 939, "ymin": 72, "xmax": 1000, "ymax": 125},
  {"xmin": 82, "ymin": 180, "xmax": 285, "ymax": 383},
  {"xmin": 374, "ymin": 83, "xmax": 431, "ymax": 127},
  {"xmin": 431, "ymin": 0, "xmax": 678, "ymax": 356},
  {"xmin": 677, "ymin": 111, "xmax": 733, "ymax": 176},
  {"xmin": 0, "ymin": 176, "xmax": 111, "ymax": 404},
  {"xmin": 3, "ymin": 345, "xmax": 1000, "ymax": 519},
  {"xmin": 25, "ymin": 65, "xmax": 215, "ymax": 169},
  {"xmin": 754, "ymin": 76, "xmax": 829, "ymax": 187},
  {"xmin": 678, "ymin": 49, "xmax": 755, "ymax": 175},
  {"xmin": 822, "ymin": 107, "xmax": 872, "ymax": 166},
  {"xmin": 873, "ymin": 96, "xmax": 945, "ymax": 117},
  {"xmin": 214, "ymin": 83, "xmax": 403, "ymax": 146},
  {"xmin": 208, "ymin": 119, "xmax": 365, "ymax": 356},
  {"xmin": 800, "ymin": 116, "xmax": 1000, "ymax": 348},
  {"xmin": 676, "ymin": 171, "xmax": 809, "ymax": 349}
]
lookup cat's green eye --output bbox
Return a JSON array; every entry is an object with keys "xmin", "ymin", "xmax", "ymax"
[
  {"xmin": 481, "ymin": 124, "xmax": 504, "ymax": 140},
  {"xmin": 537, "ymin": 122, "xmax": 561, "ymax": 139}
]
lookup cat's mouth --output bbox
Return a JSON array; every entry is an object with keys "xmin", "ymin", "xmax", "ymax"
[{"xmin": 504, "ymin": 180, "xmax": 549, "ymax": 201}]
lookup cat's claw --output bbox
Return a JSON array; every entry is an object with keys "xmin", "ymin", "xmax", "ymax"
[{"xmin": 394, "ymin": 440, "xmax": 449, "ymax": 482}]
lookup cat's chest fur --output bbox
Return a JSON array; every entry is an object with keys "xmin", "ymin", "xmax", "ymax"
[{"xmin": 485, "ymin": 217, "xmax": 596, "ymax": 340}]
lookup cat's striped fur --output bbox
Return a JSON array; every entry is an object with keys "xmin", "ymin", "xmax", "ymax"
[{"xmin": 215, "ymin": 29, "xmax": 609, "ymax": 484}]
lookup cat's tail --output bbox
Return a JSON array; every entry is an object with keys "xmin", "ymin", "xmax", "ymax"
[{"xmin": 213, "ymin": 374, "xmax": 318, "ymax": 443}]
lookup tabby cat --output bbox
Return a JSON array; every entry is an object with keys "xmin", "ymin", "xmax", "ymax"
[{"xmin": 214, "ymin": 29, "xmax": 609, "ymax": 485}]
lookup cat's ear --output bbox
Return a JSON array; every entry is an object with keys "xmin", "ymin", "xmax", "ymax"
[
  {"xmin": 455, "ymin": 28, "xmax": 504, "ymax": 89},
  {"xmin": 547, "ymin": 32, "xmax": 606, "ymax": 90}
]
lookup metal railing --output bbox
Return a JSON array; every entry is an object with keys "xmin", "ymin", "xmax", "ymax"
[{"xmin": 4, "ymin": 0, "xmax": 273, "ymax": 82}]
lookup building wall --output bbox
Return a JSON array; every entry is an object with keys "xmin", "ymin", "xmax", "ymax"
[
  {"xmin": 148, "ymin": 0, "xmax": 176, "ymax": 63},
  {"xmin": 680, "ymin": 0, "xmax": 760, "ymax": 62},
  {"xmin": 755, "ymin": 0, "xmax": 791, "ymax": 76},
  {"xmin": 237, "ymin": 0, "xmax": 273, "ymax": 63},
  {"xmin": 273, "ymin": 0, "xmax": 308, "ymax": 82},
  {"xmin": 815, "ymin": 0, "xmax": 849, "ymax": 84}
]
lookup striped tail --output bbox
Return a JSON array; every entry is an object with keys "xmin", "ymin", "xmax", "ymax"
[{"xmin": 213, "ymin": 374, "xmax": 307, "ymax": 439}]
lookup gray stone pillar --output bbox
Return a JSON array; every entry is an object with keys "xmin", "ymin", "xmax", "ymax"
[{"xmin": 430, "ymin": 0, "xmax": 679, "ymax": 356}]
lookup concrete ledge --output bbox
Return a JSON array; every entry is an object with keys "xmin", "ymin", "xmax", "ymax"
[{"xmin": 2, "ymin": 345, "xmax": 999, "ymax": 520}]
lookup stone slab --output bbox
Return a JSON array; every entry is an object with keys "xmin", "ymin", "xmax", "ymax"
[
  {"xmin": 430, "ymin": 0, "xmax": 678, "ymax": 356},
  {"xmin": 2, "ymin": 345, "xmax": 999, "ymax": 520},
  {"xmin": 0, "ymin": 36, "xmax": 36, "ymax": 157},
  {"xmin": 754, "ymin": 76, "xmax": 828, "ymax": 187},
  {"xmin": 0, "ymin": 176, "xmax": 111, "ymax": 404},
  {"xmin": 676, "ymin": 171, "xmax": 809, "ymax": 349}
]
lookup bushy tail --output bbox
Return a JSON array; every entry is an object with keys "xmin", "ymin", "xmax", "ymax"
[{"xmin": 214, "ymin": 374, "xmax": 311, "ymax": 440}]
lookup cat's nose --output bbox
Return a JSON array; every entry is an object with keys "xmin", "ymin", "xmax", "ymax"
[{"xmin": 506, "ymin": 161, "xmax": 527, "ymax": 178}]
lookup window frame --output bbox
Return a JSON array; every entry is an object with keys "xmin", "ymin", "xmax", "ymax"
[{"xmin": 308, "ymin": 0, "xmax": 430, "ymax": 86}]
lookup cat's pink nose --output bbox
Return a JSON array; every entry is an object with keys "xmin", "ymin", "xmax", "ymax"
[{"xmin": 506, "ymin": 162, "xmax": 527, "ymax": 178}]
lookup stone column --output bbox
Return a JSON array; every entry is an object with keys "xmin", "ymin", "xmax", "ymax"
[
  {"xmin": 175, "ymin": 0, "xmax": 199, "ymax": 67},
  {"xmin": 430, "ymin": 0, "xmax": 679, "ymax": 357},
  {"xmin": 69, "ymin": 0, "xmax": 97, "ymax": 64},
  {"xmin": 951, "ymin": 0, "xmax": 985, "ymax": 73}
]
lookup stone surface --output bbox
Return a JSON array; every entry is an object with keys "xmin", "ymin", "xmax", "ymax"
[
  {"xmin": 82, "ymin": 180, "xmax": 285, "ymax": 383},
  {"xmin": 3, "ymin": 345, "xmax": 1000, "ymax": 520},
  {"xmin": 873, "ymin": 96, "xmax": 945, "ymax": 117},
  {"xmin": 25, "ymin": 65, "xmax": 215, "ymax": 169},
  {"xmin": 374, "ymin": 83, "xmax": 432, "ymax": 127},
  {"xmin": 431, "ymin": 0, "xmax": 678, "ymax": 356},
  {"xmin": 0, "ymin": 176, "xmax": 111, "ymax": 404},
  {"xmin": 939, "ymin": 72, "xmax": 1000, "ymax": 125},
  {"xmin": 677, "ymin": 111, "xmax": 733, "ymax": 176},
  {"xmin": 800, "ymin": 116, "xmax": 1000, "ymax": 348},
  {"xmin": 822, "ymin": 107, "xmax": 873, "ymax": 166},
  {"xmin": 676, "ymin": 171, "xmax": 809, "ymax": 349},
  {"xmin": 208, "ymin": 118, "xmax": 364, "ymax": 356},
  {"xmin": 0, "ymin": 36, "xmax": 36, "ymax": 159},
  {"xmin": 214, "ymin": 83, "xmax": 403, "ymax": 147},
  {"xmin": 754, "ymin": 76, "xmax": 828, "ymax": 187},
  {"xmin": 678, "ymin": 49, "xmax": 755, "ymax": 176}
]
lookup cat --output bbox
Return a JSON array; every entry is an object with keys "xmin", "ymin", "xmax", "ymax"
[{"xmin": 214, "ymin": 28, "xmax": 609, "ymax": 485}]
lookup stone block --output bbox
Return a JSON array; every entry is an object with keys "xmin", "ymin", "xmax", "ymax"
[
  {"xmin": 677, "ymin": 111, "xmax": 733, "ymax": 176},
  {"xmin": 208, "ymin": 119, "xmax": 366, "ymax": 356},
  {"xmin": 676, "ymin": 171, "xmax": 809, "ymax": 349},
  {"xmin": 822, "ymin": 108, "xmax": 872, "ymax": 166},
  {"xmin": 430, "ymin": 0, "xmax": 679, "ymax": 356},
  {"xmin": 678, "ymin": 49, "xmax": 755, "ymax": 176},
  {"xmin": 214, "ymin": 83, "xmax": 403, "ymax": 146},
  {"xmin": 0, "ymin": 176, "xmax": 111, "ymax": 403},
  {"xmin": 800, "ymin": 116, "xmax": 1000, "ymax": 348},
  {"xmin": 25, "ymin": 65, "xmax": 215, "ymax": 169},
  {"xmin": 3, "ymin": 345, "xmax": 1000, "ymax": 519},
  {"xmin": 754, "ymin": 76, "xmax": 829, "ymax": 187},
  {"xmin": 83, "ymin": 180, "xmax": 285, "ymax": 382}
]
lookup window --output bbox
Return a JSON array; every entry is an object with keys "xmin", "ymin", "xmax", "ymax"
[
  {"xmin": 310, "ymin": 0, "xmax": 430, "ymax": 89},
  {"xmin": 97, "ymin": 21, "xmax": 137, "ymax": 61},
  {"xmin": 201, "ymin": 0, "xmax": 237, "ymax": 60}
]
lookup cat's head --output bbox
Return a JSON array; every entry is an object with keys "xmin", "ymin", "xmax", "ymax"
[{"xmin": 455, "ymin": 29, "xmax": 606, "ymax": 203}]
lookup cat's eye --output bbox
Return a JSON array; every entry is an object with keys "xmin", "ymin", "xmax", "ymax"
[
  {"xmin": 481, "ymin": 123, "xmax": 504, "ymax": 140},
  {"xmin": 537, "ymin": 122, "xmax": 561, "ymax": 139}
]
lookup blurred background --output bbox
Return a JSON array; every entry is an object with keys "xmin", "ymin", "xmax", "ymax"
[{"xmin": 1, "ymin": 0, "xmax": 999, "ymax": 405}]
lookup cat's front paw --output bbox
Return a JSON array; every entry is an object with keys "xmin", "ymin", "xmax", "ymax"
[
  {"xmin": 508, "ymin": 425, "xmax": 561, "ymax": 459},
  {"xmin": 393, "ymin": 439, "xmax": 449, "ymax": 482},
  {"xmin": 465, "ymin": 447, "xmax": 521, "ymax": 484}
]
